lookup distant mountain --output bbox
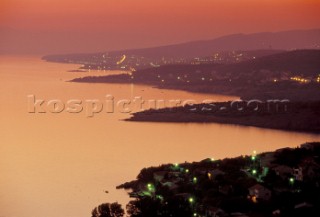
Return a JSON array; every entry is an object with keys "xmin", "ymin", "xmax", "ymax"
[
  {"xmin": 106, "ymin": 29, "xmax": 320, "ymax": 58},
  {"xmin": 41, "ymin": 29, "xmax": 320, "ymax": 60}
]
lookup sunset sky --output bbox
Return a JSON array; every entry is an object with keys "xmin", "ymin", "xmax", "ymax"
[{"xmin": 1, "ymin": 0, "xmax": 320, "ymax": 54}]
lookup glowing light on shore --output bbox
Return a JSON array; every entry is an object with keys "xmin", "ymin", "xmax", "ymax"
[
  {"xmin": 290, "ymin": 76, "xmax": 310, "ymax": 83},
  {"xmin": 117, "ymin": 55, "xmax": 126, "ymax": 65}
]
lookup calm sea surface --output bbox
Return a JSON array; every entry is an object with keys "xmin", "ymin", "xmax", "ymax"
[{"xmin": 1, "ymin": 56, "xmax": 319, "ymax": 217}]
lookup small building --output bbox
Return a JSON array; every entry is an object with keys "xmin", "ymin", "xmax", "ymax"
[
  {"xmin": 300, "ymin": 157, "xmax": 320, "ymax": 180},
  {"xmin": 167, "ymin": 171, "xmax": 181, "ymax": 178},
  {"xmin": 194, "ymin": 167, "xmax": 210, "ymax": 175},
  {"xmin": 153, "ymin": 171, "xmax": 167, "ymax": 183},
  {"xmin": 260, "ymin": 152, "xmax": 276, "ymax": 167},
  {"xmin": 273, "ymin": 165, "xmax": 293, "ymax": 179},
  {"xmin": 294, "ymin": 202, "xmax": 313, "ymax": 209},
  {"xmin": 248, "ymin": 184, "xmax": 272, "ymax": 201},
  {"xmin": 205, "ymin": 207, "xmax": 225, "ymax": 217},
  {"xmin": 207, "ymin": 169, "xmax": 225, "ymax": 180},
  {"xmin": 293, "ymin": 167, "xmax": 303, "ymax": 181},
  {"xmin": 161, "ymin": 181, "xmax": 179, "ymax": 192},
  {"xmin": 272, "ymin": 209, "xmax": 281, "ymax": 215}
]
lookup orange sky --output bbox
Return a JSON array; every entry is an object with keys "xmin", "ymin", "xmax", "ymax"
[{"xmin": 1, "ymin": 0, "xmax": 320, "ymax": 53}]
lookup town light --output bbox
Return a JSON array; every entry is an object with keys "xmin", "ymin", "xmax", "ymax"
[
  {"xmin": 188, "ymin": 197, "xmax": 194, "ymax": 203},
  {"xmin": 252, "ymin": 169, "xmax": 257, "ymax": 175},
  {"xmin": 147, "ymin": 183, "xmax": 154, "ymax": 191},
  {"xmin": 193, "ymin": 177, "xmax": 197, "ymax": 183},
  {"xmin": 156, "ymin": 195, "xmax": 163, "ymax": 200},
  {"xmin": 289, "ymin": 177, "xmax": 295, "ymax": 184}
]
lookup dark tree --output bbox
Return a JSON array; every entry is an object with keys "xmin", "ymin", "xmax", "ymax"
[
  {"xmin": 91, "ymin": 202, "xmax": 124, "ymax": 217},
  {"xmin": 126, "ymin": 197, "xmax": 194, "ymax": 217}
]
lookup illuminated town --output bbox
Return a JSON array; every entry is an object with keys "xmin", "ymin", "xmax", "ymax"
[{"xmin": 117, "ymin": 143, "xmax": 320, "ymax": 217}]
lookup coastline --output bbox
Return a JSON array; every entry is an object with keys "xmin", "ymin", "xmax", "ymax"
[{"xmin": 125, "ymin": 101, "xmax": 320, "ymax": 134}]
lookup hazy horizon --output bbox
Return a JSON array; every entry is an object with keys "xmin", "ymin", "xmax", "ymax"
[
  {"xmin": 1, "ymin": 27, "xmax": 320, "ymax": 56},
  {"xmin": 1, "ymin": 0, "xmax": 320, "ymax": 54},
  {"xmin": 2, "ymin": 1, "xmax": 320, "ymax": 217}
]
